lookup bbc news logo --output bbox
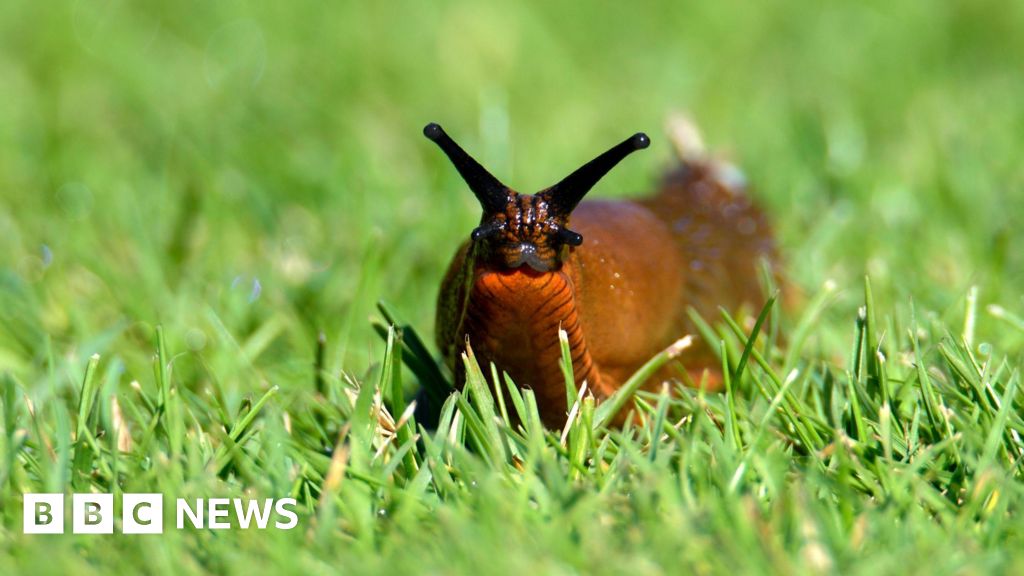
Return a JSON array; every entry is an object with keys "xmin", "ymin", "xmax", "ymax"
[{"xmin": 23, "ymin": 494, "xmax": 298, "ymax": 534}]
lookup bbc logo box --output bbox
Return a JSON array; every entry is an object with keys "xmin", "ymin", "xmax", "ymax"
[{"xmin": 23, "ymin": 493, "xmax": 164, "ymax": 534}]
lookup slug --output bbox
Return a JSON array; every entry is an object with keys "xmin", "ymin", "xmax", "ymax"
[{"xmin": 423, "ymin": 120, "xmax": 777, "ymax": 428}]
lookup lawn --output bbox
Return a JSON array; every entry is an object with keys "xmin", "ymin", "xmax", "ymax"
[{"xmin": 2, "ymin": 0, "xmax": 1024, "ymax": 574}]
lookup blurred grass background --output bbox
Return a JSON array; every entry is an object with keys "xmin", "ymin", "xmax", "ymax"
[
  {"xmin": 3, "ymin": 0, "xmax": 1023, "ymax": 382},
  {"xmin": 2, "ymin": 0, "xmax": 1024, "ymax": 573}
]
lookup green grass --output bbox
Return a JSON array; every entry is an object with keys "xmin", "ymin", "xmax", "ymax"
[{"xmin": 2, "ymin": 0, "xmax": 1024, "ymax": 573}]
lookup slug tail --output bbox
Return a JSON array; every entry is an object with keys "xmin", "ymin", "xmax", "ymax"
[
  {"xmin": 641, "ymin": 115, "xmax": 781, "ymax": 372},
  {"xmin": 666, "ymin": 112, "xmax": 707, "ymax": 164}
]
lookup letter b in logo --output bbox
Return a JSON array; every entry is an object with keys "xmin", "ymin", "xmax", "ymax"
[
  {"xmin": 73, "ymin": 494, "xmax": 113, "ymax": 534},
  {"xmin": 24, "ymin": 494, "xmax": 64, "ymax": 534}
]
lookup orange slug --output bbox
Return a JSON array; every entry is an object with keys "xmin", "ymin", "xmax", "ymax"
[{"xmin": 423, "ymin": 119, "xmax": 777, "ymax": 428}]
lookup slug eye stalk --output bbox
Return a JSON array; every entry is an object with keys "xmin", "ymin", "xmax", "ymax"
[
  {"xmin": 539, "ymin": 132, "xmax": 650, "ymax": 218},
  {"xmin": 424, "ymin": 123, "xmax": 648, "ymax": 218},
  {"xmin": 423, "ymin": 123, "xmax": 510, "ymax": 214}
]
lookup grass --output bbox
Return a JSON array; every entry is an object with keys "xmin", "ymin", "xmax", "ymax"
[{"xmin": 2, "ymin": 0, "xmax": 1024, "ymax": 573}]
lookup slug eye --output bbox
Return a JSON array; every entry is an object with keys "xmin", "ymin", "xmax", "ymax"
[{"xmin": 556, "ymin": 228, "xmax": 583, "ymax": 247}]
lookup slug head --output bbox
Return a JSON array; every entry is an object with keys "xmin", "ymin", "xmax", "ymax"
[{"xmin": 424, "ymin": 122, "xmax": 649, "ymax": 272}]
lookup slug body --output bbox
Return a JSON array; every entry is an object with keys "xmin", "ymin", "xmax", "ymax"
[{"xmin": 425, "ymin": 122, "xmax": 775, "ymax": 428}]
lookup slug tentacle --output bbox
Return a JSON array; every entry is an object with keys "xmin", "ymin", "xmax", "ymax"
[
  {"xmin": 426, "ymin": 123, "xmax": 650, "ymax": 273},
  {"xmin": 424, "ymin": 122, "xmax": 511, "ymax": 213},
  {"xmin": 471, "ymin": 220, "xmax": 505, "ymax": 241},
  {"xmin": 540, "ymin": 132, "xmax": 650, "ymax": 217},
  {"xmin": 555, "ymin": 227, "xmax": 583, "ymax": 247}
]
